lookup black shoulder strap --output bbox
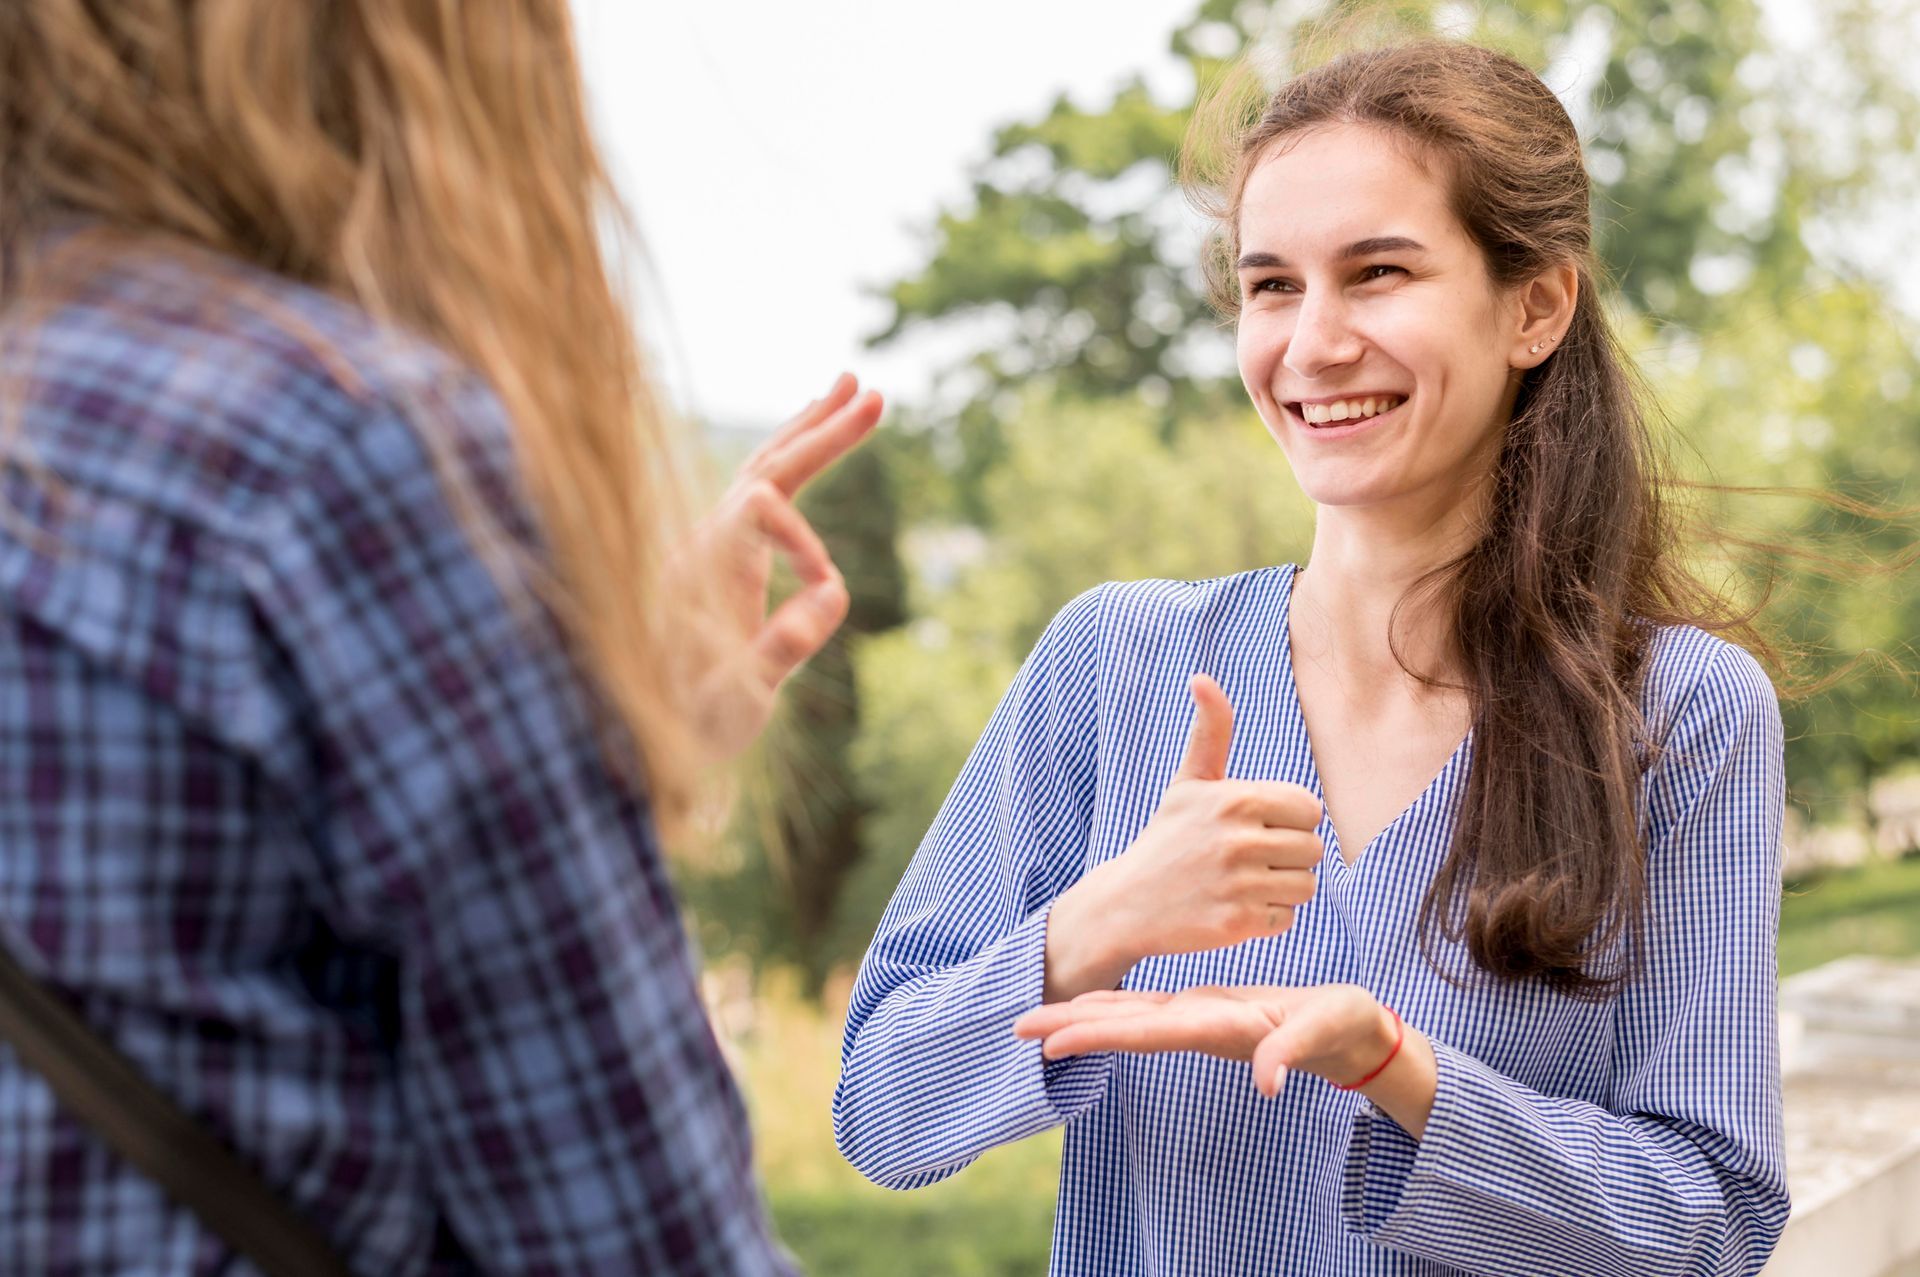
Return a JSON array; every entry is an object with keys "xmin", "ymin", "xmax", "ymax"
[{"xmin": 0, "ymin": 940, "xmax": 358, "ymax": 1277}]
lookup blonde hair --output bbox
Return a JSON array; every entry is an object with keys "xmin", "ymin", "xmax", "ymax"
[{"xmin": 0, "ymin": 0, "xmax": 708, "ymax": 835}]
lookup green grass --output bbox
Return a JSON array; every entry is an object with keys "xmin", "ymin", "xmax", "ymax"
[
  {"xmin": 734, "ymin": 856, "xmax": 1920, "ymax": 1274},
  {"xmin": 769, "ymin": 1154, "xmax": 1059, "ymax": 1277},
  {"xmin": 1779, "ymin": 852, "xmax": 1920, "ymax": 976}
]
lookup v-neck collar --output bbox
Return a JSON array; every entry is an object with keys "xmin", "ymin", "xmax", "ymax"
[{"xmin": 1276, "ymin": 564, "xmax": 1474, "ymax": 876}]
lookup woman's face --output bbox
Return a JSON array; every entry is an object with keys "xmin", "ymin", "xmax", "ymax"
[{"xmin": 1234, "ymin": 122, "xmax": 1524, "ymax": 516}]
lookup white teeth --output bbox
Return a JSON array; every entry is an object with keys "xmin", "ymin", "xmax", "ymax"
[{"xmin": 1300, "ymin": 396, "xmax": 1403, "ymax": 425}]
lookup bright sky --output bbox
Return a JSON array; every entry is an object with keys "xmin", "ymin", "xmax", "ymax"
[{"xmin": 572, "ymin": 0, "xmax": 1201, "ymax": 430}]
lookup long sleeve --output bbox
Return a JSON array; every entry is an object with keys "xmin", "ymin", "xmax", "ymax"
[
  {"xmin": 833, "ymin": 586, "xmax": 1114, "ymax": 1189},
  {"xmin": 245, "ymin": 373, "xmax": 792, "ymax": 1275},
  {"xmin": 1340, "ymin": 643, "xmax": 1790, "ymax": 1276}
]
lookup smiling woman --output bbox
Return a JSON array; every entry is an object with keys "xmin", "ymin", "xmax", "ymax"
[
  {"xmin": 834, "ymin": 35, "xmax": 1792, "ymax": 1277},
  {"xmin": 1198, "ymin": 45, "xmax": 1733, "ymax": 1001}
]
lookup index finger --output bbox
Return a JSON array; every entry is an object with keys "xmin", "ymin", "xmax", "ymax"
[
  {"xmin": 1215, "ymin": 780, "xmax": 1324, "ymax": 830},
  {"xmin": 1013, "ymin": 992, "xmax": 1170, "ymax": 1039},
  {"xmin": 745, "ymin": 485, "xmax": 845, "ymax": 686},
  {"xmin": 745, "ymin": 481, "xmax": 833, "ymax": 586}
]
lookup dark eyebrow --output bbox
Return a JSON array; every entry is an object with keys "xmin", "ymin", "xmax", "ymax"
[{"xmin": 1236, "ymin": 236, "xmax": 1428, "ymax": 270}]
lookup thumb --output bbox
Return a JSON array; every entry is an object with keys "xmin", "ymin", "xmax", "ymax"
[
  {"xmin": 1251, "ymin": 1017, "xmax": 1295, "ymax": 1099},
  {"xmin": 1174, "ymin": 673, "xmax": 1234, "ymax": 783}
]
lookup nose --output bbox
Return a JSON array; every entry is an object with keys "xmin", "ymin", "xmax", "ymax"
[{"xmin": 1282, "ymin": 288, "xmax": 1364, "ymax": 381}]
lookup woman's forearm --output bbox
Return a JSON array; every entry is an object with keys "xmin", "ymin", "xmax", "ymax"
[{"xmin": 838, "ymin": 910, "xmax": 1095, "ymax": 1188}]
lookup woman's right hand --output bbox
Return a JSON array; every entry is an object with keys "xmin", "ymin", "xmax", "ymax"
[
  {"xmin": 1042, "ymin": 674, "xmax": 1323, "ymax": 1003},
  {"xmin": 676, "ymin": 374, "xmax": 882, "ymax": 763}
]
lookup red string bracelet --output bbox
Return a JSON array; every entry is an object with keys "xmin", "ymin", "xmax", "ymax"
[{"xmin": 1330, "ymin": 1005, "xmax": 1404, "ymax": 1091}]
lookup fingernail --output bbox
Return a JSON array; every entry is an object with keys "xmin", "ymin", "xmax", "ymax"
[{"xmin": 1271, "ymin": 1063, "xmax": 1289, "ymax": 1096}]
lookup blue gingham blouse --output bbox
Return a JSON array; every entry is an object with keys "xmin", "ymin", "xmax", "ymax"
[
  {"xmin": 835, "ymin": 566, "xmax": 1789, "ymax": 1275},
  {"xmin": 0, "ymin": 238, "xmax": 791, "ymax": 1275}
]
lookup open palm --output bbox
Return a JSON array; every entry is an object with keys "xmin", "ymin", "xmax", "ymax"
[{"xmin": 1013, "ymin": 983, "xmax": 1384, "ymax": 1097}]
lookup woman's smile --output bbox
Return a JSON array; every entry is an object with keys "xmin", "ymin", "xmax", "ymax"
[{"xmin": 1283, "ymin": 394, "xmax": 1410, "ymax": 439}]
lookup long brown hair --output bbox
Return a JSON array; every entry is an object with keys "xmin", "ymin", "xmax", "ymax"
[
  {"xmin": 0, "ymin": 1, "xmax": 709, "ymax": 834},
  {"xmin": 1187, "ymin": 38, "xmax": 1789, "ymax": 997}
]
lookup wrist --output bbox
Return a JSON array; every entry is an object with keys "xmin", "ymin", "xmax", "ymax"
[
  {"xmin": 1356, "ymin": 1019, "xmax": 1437, "ymax": 1141},
  {"xmin": 1331, "ymin": 1002, "xmax": 1403, "ymax": 1090},
  {"xmin": 1043, "ymin": 874, "xmax": 1136, "ymax": 1002}
]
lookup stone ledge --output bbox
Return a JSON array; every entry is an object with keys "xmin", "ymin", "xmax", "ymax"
[{"xmin": 1765, "ymin": 957, "xmax": 1920, "ymax": 1277}]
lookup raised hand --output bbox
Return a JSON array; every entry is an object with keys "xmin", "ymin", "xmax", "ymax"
[
  {"xmin": 1012, "ymin": 983, "xmax": 1396, "ymax": 1099},
  {"xmin": 678, "ymin": 373, "xmax": 883, "ymax": 762},
  {"xmin": 1042, "ymin": 674, "xmax": 1324, "ymax": 1001}
]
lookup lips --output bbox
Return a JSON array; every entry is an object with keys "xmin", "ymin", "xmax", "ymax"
[{"xmin": 1281, "ymin": 396, "xmax": 1409, "ymax": 435}]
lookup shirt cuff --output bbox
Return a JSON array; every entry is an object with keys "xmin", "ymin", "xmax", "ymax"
[
  {"xmin": 1339, "ymin": 1036, "xmax": 1476, "ymax": 1245},
  {"xmin": 1027, "ymin": 902, "xmax": 1115, "ymax": 1121}
]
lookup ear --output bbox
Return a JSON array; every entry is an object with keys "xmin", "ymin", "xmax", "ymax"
[{"xmin": 1508, "ymin": 260, "xmax": 1579, "ymax": 369}]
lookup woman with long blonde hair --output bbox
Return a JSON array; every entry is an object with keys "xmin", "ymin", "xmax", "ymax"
[{"xmin": 0, "ymin": 3, "xmax": 866, "ymax": 1272}]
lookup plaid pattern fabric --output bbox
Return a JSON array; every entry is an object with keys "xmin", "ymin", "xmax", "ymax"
[
  {"xmin": 836, "ymin": 566, "xmax": 1790, "ymax": 1275},
  {"xmin": 0, "ymin": 238, "xmax": 793, "ymax": 1276}
]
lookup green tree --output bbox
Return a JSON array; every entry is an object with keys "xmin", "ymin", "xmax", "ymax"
[{"xmin": 874, "ymin": 0, "xmax": 1918, "ymax": 379}]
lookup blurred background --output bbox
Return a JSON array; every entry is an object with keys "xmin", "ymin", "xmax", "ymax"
[{"xmin": 577, "ymin": 0, "xmax": 1920, "ymax": 1271}]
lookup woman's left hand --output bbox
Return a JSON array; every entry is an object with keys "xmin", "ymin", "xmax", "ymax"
[{"xmin": 1013, "ymin": 983, "xmax": 1399, "ymax": 1099}]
